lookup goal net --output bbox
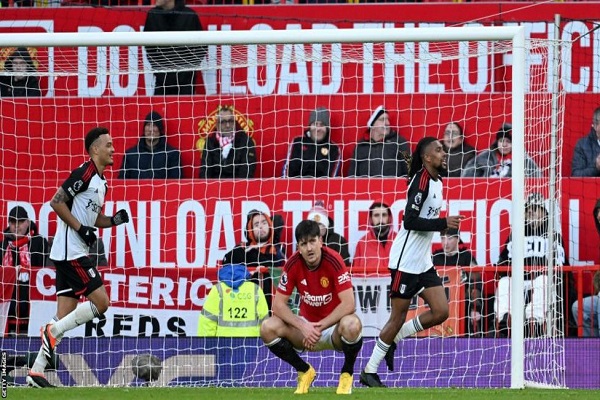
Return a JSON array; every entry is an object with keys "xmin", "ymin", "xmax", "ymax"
[{"xmin": 0, "ymin": 26, "xmax": 568, "ymax": 389}]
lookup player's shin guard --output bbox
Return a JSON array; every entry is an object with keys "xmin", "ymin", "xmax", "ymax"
[
  {"xmin": 265, "ymin": 337, "xmax": 310, "ymax": 373},
  {"xmin": 340, "ymin": 335, "xmax": 363, "ymax": 375}
]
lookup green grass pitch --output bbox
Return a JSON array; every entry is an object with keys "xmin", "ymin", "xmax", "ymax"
[{"xmin": 3, "ymin": 387, "xmax": 599, "ymax": 400}]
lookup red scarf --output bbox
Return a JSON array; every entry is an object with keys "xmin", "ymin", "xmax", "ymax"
[{"xmin": 2, "ymin": 231, "xmax": 32, "ymax": 270}]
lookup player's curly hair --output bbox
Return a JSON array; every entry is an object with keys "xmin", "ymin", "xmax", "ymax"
[{"xmin": 401, "ymin": 136, "xmax": 439, "ymax": 181}]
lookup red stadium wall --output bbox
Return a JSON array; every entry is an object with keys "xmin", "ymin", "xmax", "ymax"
[
  {"xmin": 1, "ymin": 3, "xmax": 600, "ymax": 177},
  {"xmin": 1, "ymin": 3, "xmax": 599, "ymax": 269}
]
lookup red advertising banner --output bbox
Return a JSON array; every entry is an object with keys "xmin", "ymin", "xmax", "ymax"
[{"xmin": 2, "ymin": 178, "xmax": 598, "ymax": 269}]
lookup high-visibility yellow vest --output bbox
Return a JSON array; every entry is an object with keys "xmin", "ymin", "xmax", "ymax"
[{"xmin": 197, "ymin": 281, "xmax": 268, "ymax": 337}]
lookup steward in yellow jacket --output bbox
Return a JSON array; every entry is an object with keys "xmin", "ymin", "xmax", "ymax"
[{"xmin": 198, "ymin": 264, "xmax": 268, "ymax": 337}]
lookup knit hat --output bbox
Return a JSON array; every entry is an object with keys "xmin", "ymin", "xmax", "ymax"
[
  {"xmin": 307, "ymin": 205, "xmax": 330, "ymax": 229},
  {"xmin": 9, "ymin": 206, "xmax": 29, "ymax": 221},
  {"xmin": 495, "ymin": 123, "xmax": 512, "ymax": 143},
  {"xmin": 144, "ymin": 111, "xmax": 164, "ymax": 136},
  {"xmin": 367, "ymin": 105, "xmax": 387, "ymax": 130},
  {"xmin": 308, "ymin": 107, "xmax": 330, "ymax": 127}
]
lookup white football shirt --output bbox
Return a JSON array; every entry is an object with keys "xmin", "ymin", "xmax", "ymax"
[
  {"xmin": 50, "ymin": 161, "xmax": 107, "ymax": 262},
  {"xmin": 388, "ymin": 168, "xmax": 446, "ymax": 274}
]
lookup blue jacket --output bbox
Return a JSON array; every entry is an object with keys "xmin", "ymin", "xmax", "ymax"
[{"xmin": 571, "ymin": 129, "xmax": 600, "ymax": 177}]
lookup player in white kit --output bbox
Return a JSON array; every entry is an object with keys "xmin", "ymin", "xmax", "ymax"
[{"xmin": 360, "ymin": 137, "xmax": 464, "ymax": 387}]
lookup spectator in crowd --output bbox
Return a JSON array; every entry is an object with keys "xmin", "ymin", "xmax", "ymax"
[
  {"xmin": 222, "ymin": 210, "xmax": 286, "ymax": 312},
  {"xmin": 197, "ymin": 264, "xmax": 269, "ymax": 337},
  {"xmin": 352, "ymin": 201, "xmax": 396, "ymax": 275},
  {"xmin": 118, "ymin": 111, "xmax": 183, "ymax": 179},
  {"xmin": 260, "ymin": 220, "xmax": 362, "ymax": 395},
  {"xmin": 432, "ymin": 228, "xmax": 483, "ymax": 336},
  {"xmin": 461, "ymin": 123, "xmax": 541, "ymax": 178},
  {"xmin": 306, "ymin": 201, "xmax": 350, "ymax": 266},
  {"xmin": 282, "ymin": 107, "xmax": 341, "ymax": 178},
  {"xmin": 571, "ymin": 107, "xmax": 600, "ymax": 177},
  {"xmin": 199, "ymin": 106, "xmax": 256, "ymax": 179},
  {"xmin": 1, "ymin": 206, "xmax": 51, "ymax": 336},
  {"xmin": 144, "ymin": 0, "xmax": 206, "ymax": 95},
  {"xmin": 571, "ymin": 271, "xmax": 600, "ymax": 337},
  {"xmin": 595, "ymin": 199, "xmax": 600, "ymax": 239},
  {"xmin": 495, "ymin": 193, "xmax": 567, "ymax": 337},
  {"xmin": 440, "ymin": 122, "xmax": 476, "ymax": 178},
  {"xmin": 348, "ymin": 106, "xmax": 410, "ymax": 177},
  {"xmin": 0, "ymin": 47, "xmax": 41, "ymax": 97}
]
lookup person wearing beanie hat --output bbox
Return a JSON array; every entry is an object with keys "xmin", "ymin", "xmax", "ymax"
[
  {"xmin": 461, "ymin": 122, "xmax": 541, "ymax": 178},
  {"xmin": 306, "ymin": 201, "xmax": 350, "ymax": 266},
  {"xmin": 2, "ymin": 206, "xmax": 51, "ymax": 336},
  {"xmin": 440, "ymin": 122, "xmax": 477, "ymax": 178},
  {"xmin": 495, "ymin": 192, "xmax": 568, "ymax": 338},
  {"xmin": 119, "ymin": 110, "xmax": 183, "ymax": 179},
  {"xmin": 0, "ymin": 47, "xmax": 42, "ymax": 97},
  {"xmin": 282, "ymin": 107, "xmax": 341, "ymax": 178},
  {"xmin": 199, "ymin": 105, "xmax": 257, "ymax": 179},
  {"xmin": 222, "ymin": 209, "xmax": 286, "ymax": 312},
  {"xmin": 348, "ymin": 106, "xmax": 410, "ymax": 177}
]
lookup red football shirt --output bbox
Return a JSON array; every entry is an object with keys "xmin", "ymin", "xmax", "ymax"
[{"xmin": 277, "ymin": 246, "xmax": 353, "ymax": 322}]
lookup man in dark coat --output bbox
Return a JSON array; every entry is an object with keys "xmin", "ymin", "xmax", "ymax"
[
  {"xmin": 119, "ymin": 111, "xmax": 183, "ymax": 179},
  {"xmin": 199, "ymin": 106, "xmax": 256, "ymax": 179},
  {"xmin": 571, "ymin": 107, "xmax": 600, "ymax": 177},
  {"xmin": 283, "ymin": 107, "xmax": 341, "ymax": 178},
  {"xmin": 0, "ymin": 47, "xmax": 42, "ymax": 98},
  {"xmin": 349, "ymin": 106, "xmax": 410, "ymax": 177},
  {"xmin": 144, "ymin": 0, "xmax": 206, "ymax": 95}
]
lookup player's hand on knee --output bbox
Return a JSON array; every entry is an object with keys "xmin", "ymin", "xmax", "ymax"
[
  {"xmin": 111, "ymin": 209, "xmax": 129, "ymax": 226},
  {"xmin": 77, "ymin": 225, "xmax": 97, "ymax": 246}
]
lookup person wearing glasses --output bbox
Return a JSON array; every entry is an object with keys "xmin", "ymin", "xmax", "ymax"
[
  {"xmin": 199, "ymin": 105, "xmax": 257, "ymax": 179},
  {"xmin": 440, "ymin": 122, "xmax": 476, "ymax": 178}
]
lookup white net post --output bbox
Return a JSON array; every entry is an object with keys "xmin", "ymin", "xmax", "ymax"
[{"xmin": 0, "ymin": 26, "xmax": 571, "ymax": 389}]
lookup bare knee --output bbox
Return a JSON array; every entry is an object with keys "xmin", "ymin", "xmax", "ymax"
[
  {"xmin": 260, "ymin": 316, "xmax": 279, "ymax": 342},
  {"xmin": 338, "ymin": 314, "xmax": 362, "ymax": 341}
]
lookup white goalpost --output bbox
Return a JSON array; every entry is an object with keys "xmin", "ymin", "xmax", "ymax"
[{"xmin": 0, "ymin": 25, "xmax": 568, "ymax": 389}]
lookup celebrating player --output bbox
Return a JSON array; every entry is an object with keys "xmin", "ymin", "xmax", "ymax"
[
  {"xmin": 27, "ymin": 127, "xmax": 129, "ymax": 388},
  {"xmin": 260, "ymin": 220, "xmax": 363, "ymax": 395},
  {"xmin": 360, "ymin": 137, "xmax": 464, "ymax": 387}
]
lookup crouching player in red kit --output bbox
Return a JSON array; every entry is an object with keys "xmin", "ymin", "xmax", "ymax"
[{"xmin": 260, "ymin": 220, "xmax": 363, "ymax": 394}]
